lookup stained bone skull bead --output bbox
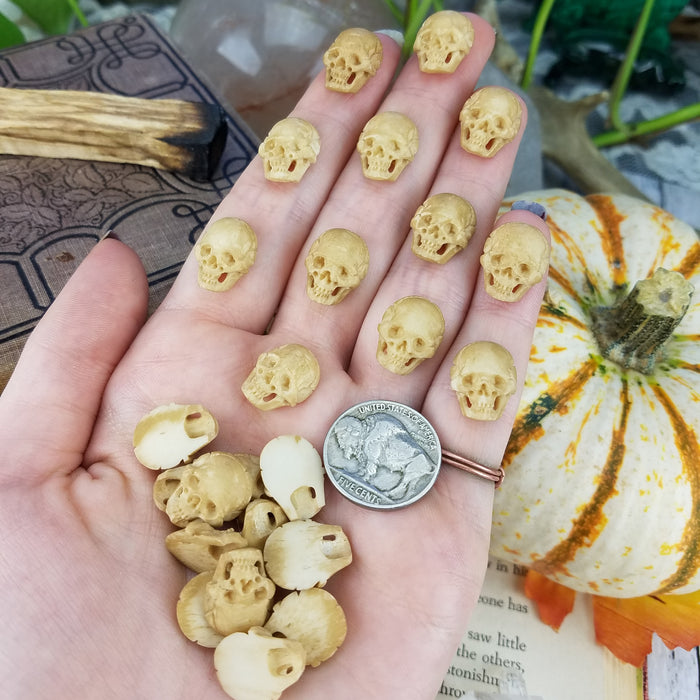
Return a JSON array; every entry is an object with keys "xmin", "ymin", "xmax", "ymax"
[
  {"xmin": 133, "ymin": 403, "xmax": 218, "ymax": 471},
  {"xmin": 164, "ymin": 451, "xmax": 254, "ymax": 527},
  {"xmin": 459, "ymin": 86, "xmax": 522, "ymax": 158},
  {"xmin": 305, "ymin": 228, "xmax": 369, "ymax": 305},
  {"xmin": 204, "ymin": 548, "xmax": 276, "ymax": 636},
  {"xmin": 377, "ymin": 296, "xmax": 445, "ymax": 374},
  {"xmin": 413, "ymin": 10, "xmax": 474, "ymax": 73},
  {"xmin": 323, "ymin": 27, "xmax": 383, "ymax": 93},
  {"xmin": 411, "ymin": 193, "xmax": 476, "ymax": 264},
  {"xmin": 480, "ymin": 221, "xmax": 550, "ymax": 301},
  {"xmin": 214, "ymin": 627, "xmax": 306, "ymax": 700},
  {"xmin": 259, "ymin": 117, "xmax": 320, "ymax": 182},
  {"xmin": 356, "ymin": 112, "xmax": 419, "ymax": 181},
  {"xmin": 241, "ymin": 343, "xmax": 320, "ymax": 411},
  {"xmin": 165, "ymin": 519, "xmax": 248, "ymax": 573},
  {"xmin": 450, "ymin": 341, "xmax": 517, "ymax": 421},
  {"xmin": 194, "ymin": 217, "xmax": 257, "ymax": 292}
]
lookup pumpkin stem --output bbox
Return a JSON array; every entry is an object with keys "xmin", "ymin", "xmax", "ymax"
[{"xmin": 591, "ymin": 268, "xmax": 694, "ymax": 374}]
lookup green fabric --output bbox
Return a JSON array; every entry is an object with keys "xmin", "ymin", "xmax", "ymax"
[{"xmin": 541, "ymin": 0, "xmax": 688, "ymax": 52}]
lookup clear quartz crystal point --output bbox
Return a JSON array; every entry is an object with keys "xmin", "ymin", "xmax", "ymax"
[{"xmin": 170, "ymin": 0, "xmax": 398, "ymax": 138}]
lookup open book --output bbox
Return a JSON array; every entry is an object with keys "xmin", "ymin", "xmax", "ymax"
[
  {"xmin": 438, "ymin": 557, "xmax": 642, "ymax": 699},
  {"xmin": 0, "ymin": 13, "xmax": 257, "ymax": 392}
]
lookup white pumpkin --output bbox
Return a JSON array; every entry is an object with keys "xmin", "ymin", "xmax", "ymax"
[{"xmin": 491, "ymin": 189, "xmax": 700, "ymax": 598}]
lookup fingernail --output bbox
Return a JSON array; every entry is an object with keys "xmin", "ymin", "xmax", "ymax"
[
  {"xmin": 511, "ymin": 200, "xmax": 547, "ymax": 220},
  {"xmin": 376, "ymin": 29, "xmax": 404, "ymax": 48},
  {"xmin": 100, "ymin": 229, "xmax": 122, "ymax": 242}
]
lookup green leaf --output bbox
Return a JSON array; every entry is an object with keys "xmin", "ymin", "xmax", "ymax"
[
  {"xmin": 0, "ymin": 11, "xmax": 25, "ymax": 49},
  {"xmin": 9, "ymin": 0, "xmax": 74, "ymax": 35}
]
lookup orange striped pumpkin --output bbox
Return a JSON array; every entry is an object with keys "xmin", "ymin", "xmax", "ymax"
[{"xmin": 491, "ymin": 189, "xmax": 700, "ymax": 598}]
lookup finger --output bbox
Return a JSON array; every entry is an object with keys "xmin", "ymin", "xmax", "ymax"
[
  {"xmin": 413, "ymin": 208, "xmax": 550, "ymax": 642},
  {"xmin": 348, "ymin": 92, "xmax": 528, "ymax": 403},
  {"xmin": 0, "ymin": 239, "xmax": 148, "ymax": 484},
  {"xmin": 160, "ymin": 32, "xmax": 402, "ymax": 333},
  {"xmin": 425, "ymin": 206, "xmax": 551, "ymax": 468},
  {"xmin": 269, "ymin": 14, "xmax": 496, "ymax": 363}
]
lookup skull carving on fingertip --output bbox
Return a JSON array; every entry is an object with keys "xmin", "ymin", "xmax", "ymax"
[
  {"xmin": 194, "ymin": 218, "xmax": 257, "ymax": 292},
  {"xmin": 356, "ymin": 112, "xmax": 418, "ymax": 181},
  {"xmin": 305, "ymin": 228, "xmax": 369, "ymax": 305},
  {"xmin": 411, "ymin": 192, "xmax": 476, "ymax": 264},
  {"xmin": 459, "ymin": 86, "xmax": 522, "ymax": 158},
  {"xmin": 480, "ymin": 222, "xmax": 550, "ymax": 302},
  {"xmin": 376, "ymin": 296, "xmax": 445, "ymax": 375},
  {"xmin": 450, "ymin": 341, "xmax": 517, "ymax": 421},
  {"xmin": 323, "ymin": 27, "xmax": 383, "ymax": 93},
  {"xmin": 413, "ymin": 10, "xmax": 474, "ymax": 73},
  {"xmin": 259, "ymin": 117, "xmax": 320, "ymax": 182}
]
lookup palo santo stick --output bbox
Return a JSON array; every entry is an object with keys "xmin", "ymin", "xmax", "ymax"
[{"xmin": 0, "ymin": 86, "xmax": 227, "ymax": 181}]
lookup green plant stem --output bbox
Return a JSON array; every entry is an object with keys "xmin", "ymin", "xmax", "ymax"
[
  {"xmin": 403, "ymin": 0, "xmax": 435, "ymax": 60},
  {"xmin": 382, "ymin": 0, "xmax": 442, "ymax": 62},
  {"xmin": 607, "ymin": 0, "xmax": 656, "ymax": 134},
  {"xmin": 593, "ymin": 102, "xmax": 700, "ymax": 147},
  {"xmin": 520, "ymin": 0, "xmax": 557, "ymax": 90},
  {"xmin": 382, "ymin": 0, "xmax": 404, "ymax": 25},
  {"xmin": 66, "ymin": 0, "xmax": 88, "ymax": 27}
]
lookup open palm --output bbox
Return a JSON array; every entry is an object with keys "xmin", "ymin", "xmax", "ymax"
[{"xmin": 0, "ymin": 15, "xmax": 549, "ymax": 700}]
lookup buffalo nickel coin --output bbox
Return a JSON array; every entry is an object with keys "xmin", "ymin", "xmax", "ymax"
[{"xmin": 323, "ymin": 400, "xmax": 441, "ymax": 510}]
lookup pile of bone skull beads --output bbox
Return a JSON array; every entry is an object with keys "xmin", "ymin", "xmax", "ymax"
[
  {"xmin": 138, "ymin": 11, "xmax": 552, "ymax": 700},
  {"xmin": 133, "ymin": 403, "xmax": 351, "ymax": 700}
]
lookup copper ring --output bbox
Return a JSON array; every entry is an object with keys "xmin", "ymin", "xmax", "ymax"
[{"xmin": 441, "ymin": 449, "xmax": 505, "ymax": 487}]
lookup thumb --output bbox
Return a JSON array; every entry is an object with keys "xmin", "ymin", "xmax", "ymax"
[{"xmin": 0, "ymin": 238, "xmax": 148, "ymax": 484}]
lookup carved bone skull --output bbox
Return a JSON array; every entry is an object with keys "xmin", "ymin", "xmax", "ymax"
[
  {"xmin": 133, "ymin": 403, "xmax": 218, "ymax": 470},
  {"xmin": 259, "ymin": 117, "xmax": 320, "ymax": 182},
  {"xmin": 164, "ymin": 451, "xmax": 254, "ymax": 527},
  {"xmin": 480, "ymin": 221, "xmax": 550, "ymax": 301},
  {"xmin": 450, "ymin": 341, "xmax": 517, "ymax": 421},
  {"xmin": 214, "ymin": 627, "xmax": 306, "ymax": 700},
  {"xmin": 411, "ymin": 192, "xmax": 476, "ymax": 264},
  {"xmin": 194, "ymin": 217, "xmax": 257, "ymax": 292},
  {"xmin": 459, "ymin": 86, "xmax": 522, "ymax": 158},
  {"xmin": 305, "ymin": 228, "xmax": 369, "ymax": 305},
  {"xmin": 377, "ymin": 296, "xmax": 445, "ymax": 374},
  {"xmin": 263, "ymin": 520, "xmax": 352, "ymax": 590},
  {"xmin": 323, "ymin": 27, "xmax": 383, "ymax": 93},
  {"xmin": 265, "ymin": 589, "xmax": 347, "ymax": 667},
  {"xmin": 241, "ymin": 343, "xmax": 320, "ymax": 411},
  {"xmin": 356, "ymin": 112, "xmax": 419, "ymax": 181},
  {"xmin": 165, "ymin": 519, "xmax": 247, "ymax": 573},
  {"xmin": 204, "ymin": 548, "xmax": 276, "ymax": 636},
  {"xmin": 413, "ymin": 10, "xmax": 474, "ymax": 73}
]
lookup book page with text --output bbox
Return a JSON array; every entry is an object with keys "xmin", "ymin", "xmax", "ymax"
[{"xmin": 438, "ymin": 558, "xmax": 641, "ymax": 700}]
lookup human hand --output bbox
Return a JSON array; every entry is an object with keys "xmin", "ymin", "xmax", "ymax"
[{"xmin": 0, "ymin": 14, "xmax": 549, "ymax": 700}]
